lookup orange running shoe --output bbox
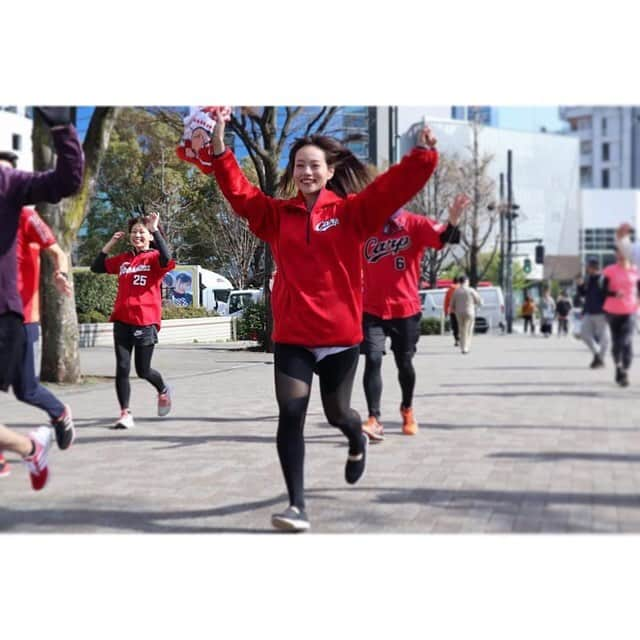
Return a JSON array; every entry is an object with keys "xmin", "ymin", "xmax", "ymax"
[
  {"xmin": 400, "ymin": 405, "xmax": 418, "ymax": 435},
  {"xmin": 362, "ymin": 416, "xmax": 385, "ymax": 443}
]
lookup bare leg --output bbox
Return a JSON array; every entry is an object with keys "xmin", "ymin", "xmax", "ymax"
[{"xmin": 0, "ymin": 424, "xmax": 33, "ymax": 457}]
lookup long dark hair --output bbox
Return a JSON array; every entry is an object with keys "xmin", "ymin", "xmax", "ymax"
[
  {"xmin": 278, "ymin": 135, "xmax": 373, "ymax": 198},
  {"xmin": 127, "ymin": 215, "xmax": 166, "ymax": 250}
]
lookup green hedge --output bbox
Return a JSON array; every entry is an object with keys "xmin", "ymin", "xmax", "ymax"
[
  {"xmin": 73, "ymin": 270, "xmax": 118, "ymax": 318},
  {"xmin": 420, "ymin": 317, "xmax": 443, "ymax": 335},
  {"xmin": 236, "ymin": 302, "xmax": 267, "ymax": 346},
  {"xmin": 161, "ymin": 305, "xmax": 215, "ymax": 320}
]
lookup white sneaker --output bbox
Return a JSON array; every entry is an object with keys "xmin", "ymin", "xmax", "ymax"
[
  {"xmin": 23, "ymin": 426, "xmax": 53, "ymax": 491},
  {"xmin": 113, "ymin": 411, "xmax": 135, "ymax": 429},
  {"xmin": 157, "ymin": 386, "xmax": 172, "ymax": 417}
]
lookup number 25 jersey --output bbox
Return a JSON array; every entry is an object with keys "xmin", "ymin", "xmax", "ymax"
[{"xmin": 105, "ymin": 249, "xmax": 176, "ymax": 328}]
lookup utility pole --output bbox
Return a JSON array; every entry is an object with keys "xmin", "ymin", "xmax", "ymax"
[
  {"xmin": 506, "ymin": 150, "xmax": 514, "ymax": 334},
  {"xmin": 498, "ymin": 172, "xmax": 505, "ymax": 291}
]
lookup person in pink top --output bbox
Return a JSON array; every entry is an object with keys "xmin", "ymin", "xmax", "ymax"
[{"xmin": 602, "ymin": 248, "xmax": 640, "ymax": 387}]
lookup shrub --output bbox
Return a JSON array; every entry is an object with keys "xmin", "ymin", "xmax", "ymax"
[
  {"xmin": 73, "ymin": 270, "xmax": 118, "ymax": 318},
  {"xmin": 77, "ymin": 309, "xmax": 109, "ymax": 324},
  {"xmin": 420, "ymin": 317, "xmax": 442, "ymax": 335},
  {"xmin": 161, "ymin": 305, "xmax": 215, "ymax": 320},
  {"xmin": 236, "ymin": 302, "xmax": 267, "ymax": 346}
]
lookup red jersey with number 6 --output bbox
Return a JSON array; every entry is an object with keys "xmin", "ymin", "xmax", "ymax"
[
  {"xmin": 363, "ymin": 210, "xmax": 446, "ymax": 319},
  {"xmin": 105, "ymin": 250, "xmax": 176, "ymax": 328}
]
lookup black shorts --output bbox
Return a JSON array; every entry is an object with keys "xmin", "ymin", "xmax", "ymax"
[
  {"xmin": 113, "ymin": 321, "xmax": 158, "ymax": 349},
  {"xmin": 0, "ymin": 312, "xmax": 25, "ymax": 392},
  {"xmin": 361, "ymin": 312, "xmax": 422, "ymax": 356}
]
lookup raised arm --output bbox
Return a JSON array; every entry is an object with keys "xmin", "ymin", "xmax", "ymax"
[
  {"xmin": 91, "ymin": 231, "xmax": 124, "ymax": 273},
  {"xmin": 146, "ymin": 212, "xmax": 172, "ymax": 268},
  {"xmin": 210, "ymin": 108, "xmax": 278, "ymax": 242},
  {"xmin": 346, "ymin": 125, "xmax": 439, "ymax": 237},
  {"xmin": 11, "ymin": 108, "xmax": 84, "ymax": 206}
]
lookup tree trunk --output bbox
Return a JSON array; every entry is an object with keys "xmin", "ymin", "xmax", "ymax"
[{"xmin": 33, "ymin": 107, "xmax": 120, "ymax": 382}]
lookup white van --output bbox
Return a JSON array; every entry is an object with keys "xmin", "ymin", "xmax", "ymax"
[{"xmin": 419, "ymin": 285, "xmax": 505, "ymax": 333}]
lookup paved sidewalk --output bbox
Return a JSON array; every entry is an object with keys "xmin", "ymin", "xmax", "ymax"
[{"xmin": 2, "ymin": 333, "xmax": 639, "ymax": 533}]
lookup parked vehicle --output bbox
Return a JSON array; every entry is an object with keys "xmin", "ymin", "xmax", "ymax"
[
  {"xmin": 227, "ymin": 289, "xmax": 264, "ymax": 317},
  {"xmin": 419, "ymin": 285, "xmax": 505, "ymax": 333}
]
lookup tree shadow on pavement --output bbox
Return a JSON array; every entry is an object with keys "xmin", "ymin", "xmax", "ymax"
[
  {"xmin": 424, "ymin": 422, "xmax": 640, "ymax": 433},
  {"xmin": 0, "ymin": 494, "xmax": 293, "ymax": 534},
  {"xmin": 489, "ymin": 451, "xmax": 640, "ymax": 463},
  {"xmin": 463, "ymin": 366, "xmax": 587, "ymax": 370},
  {"xmin": 415, "ymin": 390, "xmax": 602, "ymax": 398},
  {"xmin": 72, "ymin": 430, "xmax": 344, "ymax": 450},
  {"xmin": 307, "ymin": 485, "xmax": 639, "ymax": 532}
]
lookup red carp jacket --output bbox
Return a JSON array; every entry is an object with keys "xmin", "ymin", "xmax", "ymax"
[{"xmin": 212, "ymin": 146, "xmax": 438, "ymax": 347}]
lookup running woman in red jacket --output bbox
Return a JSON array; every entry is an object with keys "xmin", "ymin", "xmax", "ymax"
[
  {"xmin": 91, "ymin": 212, "xmax": 176, "ymax": 429},
  {"xmin": 198, "ymin": 108, "xmax": 439, "ymax": 532},
  {"xmin": 361, "ymin": 195, "xmax": 469, "ymax": 442}
]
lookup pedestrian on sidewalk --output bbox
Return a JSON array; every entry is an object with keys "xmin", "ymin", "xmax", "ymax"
[
  {"xmin": 555, "ymin": 290, "xmax": 572, "ymax": 337},
  {"xmin": 193, "ymin": 108, "xmax": 440, "ymax": 532},
  {"xmin": 10, "ymin": 206, "xmax": 76, "ymax": 454},
  {"xmin": 444, "ymin": 277, "xmax": 462, "ymax": 346},
  {"xmin": 450, "ymin": 276, "xmax": 482, "ymax": 354},
  {"xmin": 601, "ymin": 247, "xmax": 640, "ymax": 387},
  {"xmin": 539, "ymin": 287, "xmax": 555, "ymax": 337},
  {"xmin": 576, "ymin": 259, "xmax": 609, "ymax": 368},
  {"xmin": 360, "ymin": 194, "xmax": 468, "ymax": 441},
  {"xmin": 0, "ymin": 107, "xmax": 83, "ymax": 489},
  {"xmin": 520, "ymin": 294, "xmax": 536, "ymax": 335},
  {"xmin": 91, "ymin": 212, "xmax": 176, "ymax": 428}
]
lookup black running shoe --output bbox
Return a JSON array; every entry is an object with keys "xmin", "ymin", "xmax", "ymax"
[
  {"xmin": 271, "ymin": 506, "xmax": 310, "ymax": 532},
  {"xmin": 51, "ymin": 404, "xmax": 75, "ymax": 450},
  {"xmin": 620, "ymin": 370, "xmax": 630, "ymax": 387},
  {"xmin": 345, "ymin": 433, "xmax": 368, "ymax": 485},
  {"xmin": 616, "ymin": 367, "xmax": 624, "ymax": 385}
]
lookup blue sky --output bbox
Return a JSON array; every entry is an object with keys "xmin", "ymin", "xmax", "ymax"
[
  {"xmin": 74, "ymin": 106, "xmax": 568, "ymax": 141},
  {"xmin": 496, "ymin": 106, "xmax": 565, "ymax": 133}
]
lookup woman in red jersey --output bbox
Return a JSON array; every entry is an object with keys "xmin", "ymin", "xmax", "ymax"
[
  {"xmin": 91, "ymin": 212, "xmax": 176, "ymax": 428},
  {"xmin": 195, "ymin": 108, "xmax": 439, "ymax": 532}
]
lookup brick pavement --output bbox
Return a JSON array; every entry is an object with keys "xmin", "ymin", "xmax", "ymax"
[{"xmin": 2, "ymin": 333, "xmax": 640, "ymax": 533}]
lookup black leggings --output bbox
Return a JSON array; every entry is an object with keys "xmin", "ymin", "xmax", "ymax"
[
  {"xmin": 607, "ymin": 313, "xmax": 634, "ymax": 370},
  {"xmin": 114, "ymin": 325, "xmax": 166, "ymax": 410},
  {"xmin": 449, "ymin": 313, "xmax": 459, "ymax": 342},
  {"xmin": 274, "ymin": 343, "xmax": 363, "ymax": 510},
  {"xmin": 523, "ymin": 316, "xmax": 535, "ymax": 334},
  {"xmin": 363, "ymin": 350, "xmax": 415, "ymax": 419}
]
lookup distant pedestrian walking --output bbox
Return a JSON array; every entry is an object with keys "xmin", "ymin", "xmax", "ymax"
[
  {"xmin": 520, "ymin": 295, "xmax": 536, "ymax": 335},
  {"xmin": 576, "ymin": 260, "xmax": 609, "ymax": 368},
  {"xmin": 555, "ymin": 291, "xmax": 572, "ymax": 336},
  {"xmin": 539, "ymin": 288, "xmax": 555, "ymax": 337},
  {"xmin": 450, "ymin": 276, "xmax": 482, "ymax": 354},
  {"xmin": 444, "ymin": 277, "xmax": 462, "ymax": 346},
  {"xmin": 602, "ymin": 249, "xmax": 640, "ymax": 387}
]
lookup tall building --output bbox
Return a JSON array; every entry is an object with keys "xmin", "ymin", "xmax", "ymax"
[
  {"xmin": 451, "ymin": 106, "xmax": 496, "ymax": 126},
  {"xmin": 392, "ymin": 113, "xmax": 581, "ymax": 282},
  {"xmin": 0, "ymin": 106, "xmax": 33, "ymax": 170},
  {"xmin": 559, "ymin": 106, "xmax": 640, "ymax": 189}
]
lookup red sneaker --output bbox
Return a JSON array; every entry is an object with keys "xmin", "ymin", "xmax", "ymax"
[
  {"xmin": 400, "ymin": 405, "xmax": 418, "ymax": 436},
  {"xmin": 23, "ymin": 427, "xmax": 53, "ymax": 491},
  {"xmin": 0, "ymin": 452, "xmax": 11, "ymax": 478}
]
